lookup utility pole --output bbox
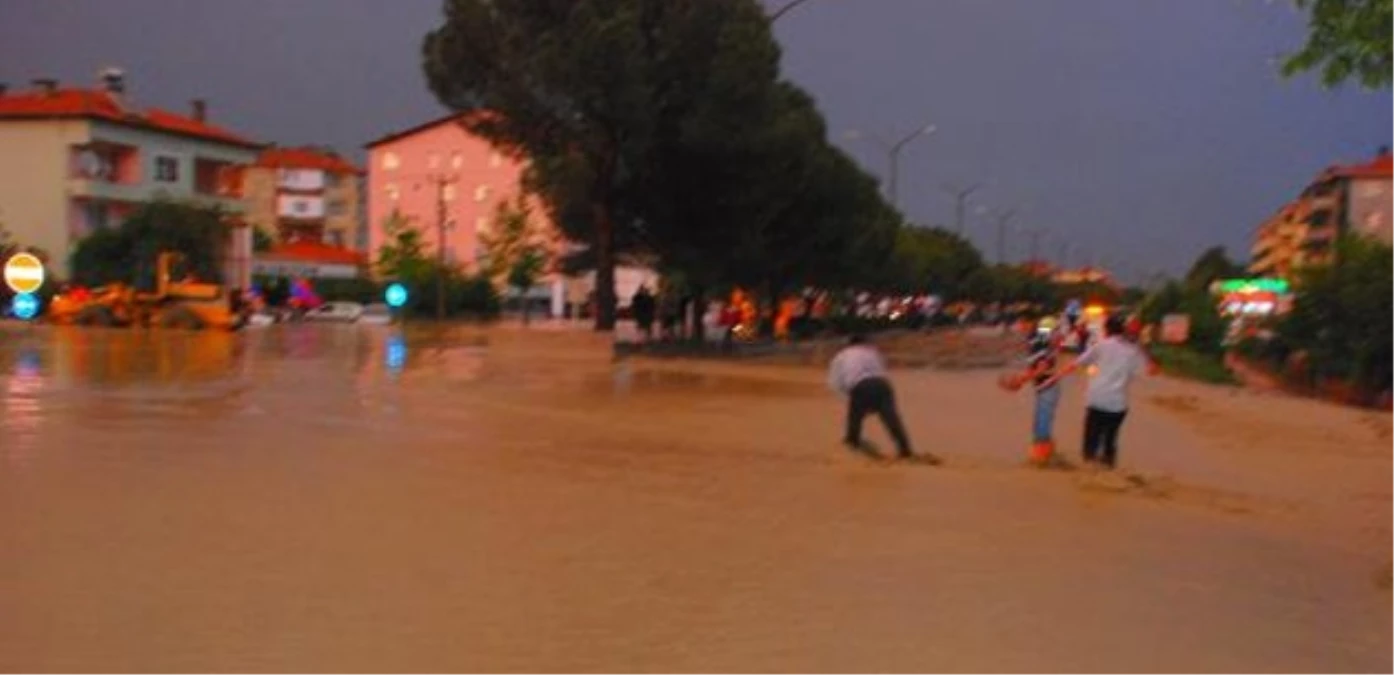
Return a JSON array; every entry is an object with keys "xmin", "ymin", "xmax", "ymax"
[
  {"xmin": 941, "ymin": 182, "xmax": 982, "ymax": 236},
  {"xmin": 430, "ymin": 173, "xmax": 457, "ymax": 321},
  {"xmin": 993, "ymin": 208, "xmax": 1017, "ymax": 265}
]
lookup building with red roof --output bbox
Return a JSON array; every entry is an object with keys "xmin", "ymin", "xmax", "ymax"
[
  {"xmin": 1250, "ymin": 147, "xmax": 1392, "ymax": 279},
  {"xmin": 0, "ymin": 69, "xmax": 261, "ymax": 285},
  {"xmin": 243, "ymin": 145, "xmax": 365, "ymax": 278}
]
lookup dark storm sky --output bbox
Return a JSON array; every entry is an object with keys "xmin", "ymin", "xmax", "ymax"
[{"xmin": 1, "ymin": 0, "xmax": 1388, "ymax": 281}]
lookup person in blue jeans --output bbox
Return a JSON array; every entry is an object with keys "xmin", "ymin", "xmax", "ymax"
[{"xmin": 1024, "ymin": 329, "xmax": 1064, "ymax": 465}]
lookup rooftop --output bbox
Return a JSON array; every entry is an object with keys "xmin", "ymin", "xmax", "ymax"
[
  {"xmin": 363, "ymin": 110, "xmax": 510, "ymax": 151},
  {"xmin": 1315, "ymin": 149, "xmax": 1393, "ymax": 182},
  {"xmin": 0, "ymin": 85, "xmax": 260, "ymax": 149},
  {"xmin": 256, "ymin": 146, "xmax": 362, "ymax": 175},
  {"xmin": 259, "ymin": 240, "xmax": 366, "ymax": 266}
]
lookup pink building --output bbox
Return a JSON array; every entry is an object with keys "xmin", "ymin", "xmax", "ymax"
[
  {"xmin": 365, "ymin": 113, "xmax": 528, "ymax": 271},
  {"xmin": 365, "ymin": 113, "xmax": 662, "ymax": 319}
]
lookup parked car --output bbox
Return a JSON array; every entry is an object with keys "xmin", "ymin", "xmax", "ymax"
[
  {"xmin": 359, "ymin": 303, "xmax": 393, "ymax": 325},
  {"xmin": 302, "ymin": 301, "xmax": 364, "ymax": 323}
]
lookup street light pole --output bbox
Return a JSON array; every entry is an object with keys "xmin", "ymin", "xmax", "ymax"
[
  {"xmin": 941, "ymin": 182, "xmax": 982, "ymax": 236},
  {"xmin": 846, "ymin": 123, "xmax": 936, "ymax": 212},
  {"xmin": 1023, "ymin": 226, "xmax": 1044, "ymax": 265},
  {"xmin": 770, "ymin": 0, "xmax": 817, "ymax": 22},
  {"xmin": 992, "ymin": 207, "xmax": 1017, "ymax": 265}
]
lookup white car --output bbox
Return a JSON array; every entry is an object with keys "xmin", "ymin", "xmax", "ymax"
[
  {"xmin": 359, "ymin": 303, "xmax": 393, "ymax": 325},
  {"xmin": 303, "ymin": 301, "xmax": 365, "ymax": 323}
]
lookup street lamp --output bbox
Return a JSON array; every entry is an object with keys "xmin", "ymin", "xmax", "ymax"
[
  {"xmin": 845, "ymin": 122, "xmax": 936, "ymax": 211},
  {"xmin": 770, "ymin": 0, "xmax": 817, "ymax": 22},
  {"xmin": 1021, "ymin": 226, "xmax": 1045, "ymax": 265},
  {"xmin": 941, "ymin": 181, "xmax": 983, "ymax": 236},
  {"xmin": 988, "ymin": 205, "xmax": 1020, "ymax": 265}
]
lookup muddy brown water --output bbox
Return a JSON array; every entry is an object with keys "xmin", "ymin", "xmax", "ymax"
[{"xmin": 1, "ymin": 323, "xmax": 1388, "ymax": 672}]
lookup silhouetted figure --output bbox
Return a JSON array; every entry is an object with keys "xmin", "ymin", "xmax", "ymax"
[{"xmin": 631, "ymin": 285, "xmax": 656, "ymax": 342}]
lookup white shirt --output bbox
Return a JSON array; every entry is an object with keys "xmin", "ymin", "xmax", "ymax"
[
  {"xmin": 827, "ymin": 345, "xmax": 888, "ymax": 395},
  {"xmin": 1075, "ymin": 336, "xmax": 1149, "ymax": 413}
]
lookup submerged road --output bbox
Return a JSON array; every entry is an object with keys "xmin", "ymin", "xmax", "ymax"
[{"xmin": 1, "ymin": 323, "xmax": 1388, "ymax": 672}]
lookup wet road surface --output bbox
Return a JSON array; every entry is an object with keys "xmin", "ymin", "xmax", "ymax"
[{"xmin": 1, "ymin": 323, "xmax": 1389, "ymax": 672}]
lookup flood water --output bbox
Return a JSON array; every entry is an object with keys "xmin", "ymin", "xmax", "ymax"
[{"xmin": 1, "ymin": 323, "xmax": 1389, "ymax": 672}]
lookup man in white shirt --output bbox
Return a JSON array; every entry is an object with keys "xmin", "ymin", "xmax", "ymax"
[
  {"xmin": 827, "ymin": 334, "xmax": 938, "ymax": 464},
  {"xmin": 1043, "ymin": 315, "xmax": 1159, "ymax": 469}
]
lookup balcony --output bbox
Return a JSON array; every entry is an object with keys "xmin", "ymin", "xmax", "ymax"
[
  {"xmin": 66, "ymin": 177, "xmax": 149, "ymax": 203},
  {"xmin": 193, "ymin": 159, "xmax": 246, "ymax": 213},
  {"xmin": 67, "ymin": 141, "xmax": 145, "ymax": 202}
]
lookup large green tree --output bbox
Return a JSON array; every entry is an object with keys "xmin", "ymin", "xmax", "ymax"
[
  {"xmin": 639, "ymin": 78, "xmax": 897, "ymax": 301},
  {"xmin": 422, "ymin": 0, "xmax": 782, "ymax": 331},
  {"xmin": 1282, "ymin": 0, "xmax": 1393, "ymax": 89},
  {"xmin": 69, "ymin": 200, "xmax": 229, "ymax": 289}
]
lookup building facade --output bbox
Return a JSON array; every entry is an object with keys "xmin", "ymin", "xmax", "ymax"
[
  {"xmin": 1249, "ymin": 148, "xmax": 1392, "ymax": 278},
  {"xmin": 365, "ymin": 114, "xmax": 579, "ymax": 316},
  {"xmin": 244, "ymin": 146, "xmax": 363, "ymax": 249},
  {"xmin": 365, "ymin": 114, "xmax": 528, "ymax": 269},
  {"xmin": 1249, "ymin": 201, "xmax": 1309, "ymax": 279},
  {"xmin": 0, "ymin": 71, "xmax": 260, "ymax": 285}
]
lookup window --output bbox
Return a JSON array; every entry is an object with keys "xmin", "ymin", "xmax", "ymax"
[
  {"xmin": 328, "ymin": 199, "xmax": 347, "ymax": 216},
  {"xmin": 382, "ymin": 152, "xmax": 400, "ymax": 170},
  {"xmin": 488, "ymin": 152, "xmax": 503, "ymax": 168},
  {"xmin": 442, "ymin": 184, "xmax": 457, "ymax": 202},
  {"xmin": 154, "ymin": 156, "xmax": 179, "ymax": 182},
  {"xmin": 451, "ymin": 152, "xmax": 463, "ymax": 169},
  {"xmin": 475, "ymin": 216, "xmax": 490, "ymax": 233},
  {"xmin": 427, "ymin": 153, "xmax": 440, "ymax": 170},
  {"xmin": 385, "ymin": 183, "xmax": 400, "ymax": 202},
  {"xmin": 326, "ymin": 230, "xmax": 346, "ymax": 247},
  {"xmin": 474, "ymin": 184, "xmax": 491, "ymax": 202}
]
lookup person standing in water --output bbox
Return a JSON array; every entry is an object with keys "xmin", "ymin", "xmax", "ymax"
[
  {"xmin": 1042, "ymin": 315, "xmax": 1159, "ymax": 470},
  {"xmin": 1023, "ymin": 324, "xmax": 1066, "ymax": 466},
  {"xmin": 631, "ymin": 285, "xmax": 656, "ymax": 343},
  {"xmin": 827, "ymin": 334, "xmax": 940, "ymax": 464}
]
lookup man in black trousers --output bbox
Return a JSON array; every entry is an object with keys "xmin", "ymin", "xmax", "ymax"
[{"xmin": 827, "ymin": 334, "xmax": 940, "ymax": 464}]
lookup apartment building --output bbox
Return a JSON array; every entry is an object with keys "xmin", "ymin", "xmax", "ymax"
[
  {"xmin": 0, "ymin": 69, "xmax": 260, "ymax": 285},
  {"xmin": 244, "ymin": 146, "xmax": 363, "ymax": 249},
  {"xmin": 1250, "ymin": 148, "xmax": 1392, "ymax": 278}
]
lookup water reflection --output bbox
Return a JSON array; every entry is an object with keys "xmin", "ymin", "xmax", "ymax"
[
  {"xmin": 0, "ymin": 322, "xmax": 815, "ymax": 445},
  {"xmin": 3, "ymin": 341, "xmax": 44, "ymax": 463},
  {"xmin": 386, "ymin": 333, "xmax": 407, "ymax": 373}
]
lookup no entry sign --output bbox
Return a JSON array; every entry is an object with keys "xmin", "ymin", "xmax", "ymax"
[{"xmin": 4, "ymin": 253, "xmax": 45, "ymax": 294}]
